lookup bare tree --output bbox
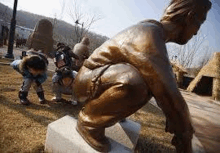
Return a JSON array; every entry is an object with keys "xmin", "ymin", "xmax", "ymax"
[
  {"xmin": 67, "ymin": 0, "xmax": 102, "ymax": 43},
  {"xmin": 52, "ymin": 0, "xmax": 67, "ymax": 43},
  {"xmin": 87, "ymin": 32, "xmax": 109, "ymax": 53},
  {"xmin": 168, "ymin": 32, "xmax": 211, "ymax": 69},
  {"xmin": 197, "ymin": 46, "xmax": 213, "ymax": 67},
  {"xmin": 0, "ymin": 7, "xmax": 11, "ymax": 23},
  {"xmin": 51, "ymin": 0, "xmax": 106, "ymax": 52}
]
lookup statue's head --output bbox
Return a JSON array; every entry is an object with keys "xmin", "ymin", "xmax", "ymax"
[
  {"xmin": 161, "ymin": 0, "xmax": 212, "ymax": 44},
  {"xmin": 81, "ymin": 37, "xmax": 90, "ymax": 46}
]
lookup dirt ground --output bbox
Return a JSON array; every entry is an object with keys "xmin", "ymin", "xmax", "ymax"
[{"xmin": 0, "ymin": 57, "xmax": 175, "ymax": 153}]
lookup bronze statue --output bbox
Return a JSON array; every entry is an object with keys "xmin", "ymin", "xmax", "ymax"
[
  {"xmin": 73, "ymin": 0, "xmax": 212, "ymax": 152},
  {"xmin": 72, "ymin": 37, "xmax": 90, "ymax": 71}
]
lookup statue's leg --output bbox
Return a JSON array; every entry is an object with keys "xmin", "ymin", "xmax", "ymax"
[{"xmin": 76, "ymin": 63, "xmax": 152, "ymax": 152}]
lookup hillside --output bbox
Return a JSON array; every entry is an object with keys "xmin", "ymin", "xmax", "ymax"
[{"xmin": 0, "ymin": 2, "xmax": 109, "ymax": 52}]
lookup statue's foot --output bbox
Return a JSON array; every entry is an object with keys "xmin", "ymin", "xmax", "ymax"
[
  {"xmin": 76, "ymin": 121, "xmax": 111, "ymax": 152},
  {"xmin": 69, "ymin": 100, "xmax": 78, "ymax": 106}
]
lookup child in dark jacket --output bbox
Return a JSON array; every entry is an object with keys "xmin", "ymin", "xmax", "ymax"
[
  {"xmin": 52, "ymin": 66, "xmax": 78, "ymax": 105},
  {"xmin": 11, "ymin": 50, "xmax": 48, "ymax": 105}
]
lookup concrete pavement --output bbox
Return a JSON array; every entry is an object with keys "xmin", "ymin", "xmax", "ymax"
[
  {"xmin": 182, "ymin": 90, "xmax": 220, "ymax": 153},
  {"xmin": 150, "ymin": 89, "xmax": 220, "ymax": 153}
]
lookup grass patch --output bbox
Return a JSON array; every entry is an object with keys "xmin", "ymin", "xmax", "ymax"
[{"xmin": 0, "ymin": 58, "xmax": 175, "ymax": 153}]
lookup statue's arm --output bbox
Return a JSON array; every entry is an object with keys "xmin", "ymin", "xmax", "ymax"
[
  {"xmin": 139, "ymin": 29, "xmax": 194, "ymax": 152},
  {"xmin": 148, "ymin": 59, "xmax": 194, "ymax": 152}
]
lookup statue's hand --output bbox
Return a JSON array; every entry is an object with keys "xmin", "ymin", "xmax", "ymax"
[
  {"xmin": 171, "ymin": 131, "xmax": 193, "ymax": 153},
  {"xmin": 165, "ymin": 118, "xmax": 194, "ymax": 153},
  {"xmin": 165, "ymin": 119, "xmax": 174, "ymax": 134}
]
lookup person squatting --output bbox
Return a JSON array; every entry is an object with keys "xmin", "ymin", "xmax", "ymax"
[
  {"xmin": 51, "ymin": 42, "xmax": 80, "ymax": 105},
  {"xmin": 51, "ymin": 66, "xmax": 78, "ymax": 105},
  {"xmin": 11, "ymin": 50, "xmax": 48, "ymax": 105},
  {"xmin": 50, "ymin": 37, "xmax": 90, "ymax": 104}
]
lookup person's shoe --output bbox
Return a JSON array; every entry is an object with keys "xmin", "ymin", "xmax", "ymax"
[
  {"xmin": 76, "ymin": 120, "xmax": 111, "ymax": 152},
  {"xmin": 120, "ymin": 118, "xmax": 126, "ymax": 122},
  {"xmin": 51, "ymin": 96, "xmax": 59, "ymax": 102},
  {"xmin": 51, "ymin": 97, "xmax": 65, "ymax": 102},
  {"xmin": 19, "ymin": 91, "xmax": 30, "ymax": 105},
  {"xmin": 20, "ymin": 98, "xmax": 30, "ymax": 105},
  {"xmin": 70, "ymin": 100, "xmax": 78, "ymax": 106},
  {"xmin": 37, "ymin": 91, "xmax": 46, "ymax": 104},
  {"xmin": 39, "ymin": 98, "xmax": 46, "ymax": 104}
]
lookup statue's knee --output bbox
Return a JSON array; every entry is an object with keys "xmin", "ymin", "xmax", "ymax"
[
  {"xmin": 119, "ymin": 80, "xmax": 148, "ymax": 101},
  {"xmin": 120, "ymin": 71, "xmax": 146, "ymax": 89},
  {"xmin": 111, "ymin": 65, "xmax": 148, "ymax": 99}
]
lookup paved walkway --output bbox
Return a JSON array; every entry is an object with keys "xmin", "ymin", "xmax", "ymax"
[
  {"xmin": 181, "ymin": 90, "xmax": 220, "ymax": 153},
  {"xmin": 150, "ymin": 90, "xmax": 220, "ymax": 153}
]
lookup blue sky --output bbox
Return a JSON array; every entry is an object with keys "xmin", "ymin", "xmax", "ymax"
[{"xmin": 0, "ymin": 0, "xmax": 219, "ymax": 51}]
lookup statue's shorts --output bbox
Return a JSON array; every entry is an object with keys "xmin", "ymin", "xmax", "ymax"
[{"xmin": 74, "ymin": 63, "xmax": 152, "ymax": 128}]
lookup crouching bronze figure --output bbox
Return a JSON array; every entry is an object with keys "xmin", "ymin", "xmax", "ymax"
[{"xmin": 73, "ymin": 0, "xmax": 212, "ymax": 152}]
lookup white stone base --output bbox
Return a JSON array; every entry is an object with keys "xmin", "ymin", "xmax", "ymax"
[
  {"xmin": 45, "ymin": 115, "xmax": 141, "ymax": 153},
  {"xmin": 192, "ymin": 134, "xmax": 206, "ymax": 153}
]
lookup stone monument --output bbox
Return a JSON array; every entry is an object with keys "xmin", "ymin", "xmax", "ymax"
[{"xmin": 26, "ymin": 19, "xmax": 54, "ymax": 57}]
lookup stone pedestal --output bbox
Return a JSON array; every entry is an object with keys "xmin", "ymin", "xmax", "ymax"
[
  {"xmin": 45, "ymin": 115, "xmax": 141, "ymax": 153},
  {"xmin": 192, "ymin": 134, "xmax": 206, "ymax": 153}
]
